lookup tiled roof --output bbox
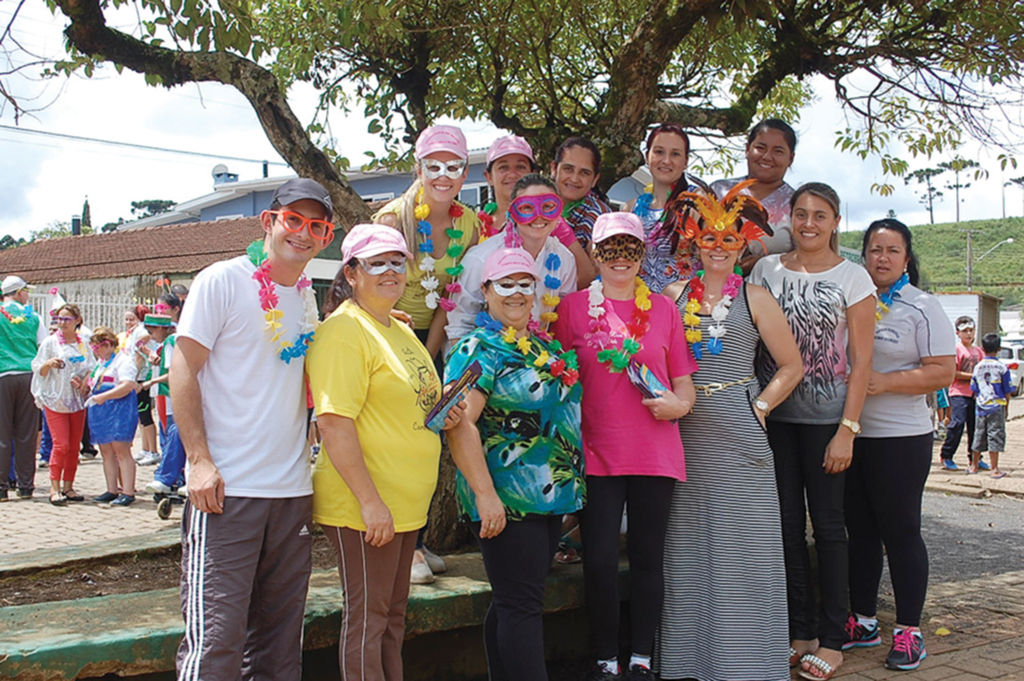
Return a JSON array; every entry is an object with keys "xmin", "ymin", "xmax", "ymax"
[{"xmin": 0, "ymin": 218, "xmax": 263, "ymax": 284}]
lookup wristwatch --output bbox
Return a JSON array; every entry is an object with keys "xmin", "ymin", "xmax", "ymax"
[
  {"xmin": 840, "ymin": 417, "xmax": 862, "ymax": 435},
  {"xmin": 754, "ymin": 398, "xmax": 770, "ymax": 415}
]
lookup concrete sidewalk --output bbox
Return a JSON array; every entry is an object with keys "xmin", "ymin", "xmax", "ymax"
[{"xmin": 2, "ymin": 399, "xmax": 1023, "ymax": 557}]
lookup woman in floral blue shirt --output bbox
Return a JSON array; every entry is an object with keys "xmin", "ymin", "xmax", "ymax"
[{"xmin": 446, "ymin": 247, "xmax": 585, "ymax": 681}]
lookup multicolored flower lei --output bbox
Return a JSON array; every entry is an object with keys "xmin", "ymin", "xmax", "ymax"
[
  {"xmin": 876, "ymin": 272, "xmax": 910, "ymax": 321},
  {"xmin": 0, "ymin": 305, "xmax": 26, "ymax": 324},
  {"xmin": 475, "ymin": 311, "xmax": 579, "ymax": 386},
  {"xmin": 684, "ymin": 269, "xmax": 742, "ymax": 360},
  {"xmin": 478, "ymin": 202, "xmax": 500, "ymax": 240},
  {"xmin": 585, "ymin": 277, "xmax": 652, "ymax": 372},
  {"xmin": 633, "ymin": 183, "xmax": 670, "ymax": 223},
  {"xmin": 503, "ymin": 226, "xmax": 564, "ymax": 328},
  {"xmin": 247, "ymin": 240, "xmax": 319, "ymax": 364},
  {"xmin": 415, "ymin": 187, "xmax": 467, "ymax": 312}
]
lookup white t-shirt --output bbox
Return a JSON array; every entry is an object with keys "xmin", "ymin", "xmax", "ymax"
[
  {"xmin": 445, "ymin": 232, "xmax": 577, "ymax": 343},
  {"xmin": 750, "ymin": 254, "xmax": 875, "ymax": 424},
  {"xmin": 176, "ymin": 255, "xmax": 312, "ymax": 498},
  {"xmin": 860, "ymin": 284, "xmax": 955, "ymax": 438}
]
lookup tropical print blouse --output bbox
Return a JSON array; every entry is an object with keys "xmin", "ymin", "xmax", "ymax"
[{"xmin": 445, "ymin": 327, "xmax": 586, "ymax": 521}]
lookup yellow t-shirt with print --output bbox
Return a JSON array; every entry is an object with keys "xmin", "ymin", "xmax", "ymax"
[
  {"xmin": 308, "ymin": 300, "xmax": 442, "ymax": 532},
  {"xmin": 373, "ymin": 197, "xmax": 480, "ymax": 329}
]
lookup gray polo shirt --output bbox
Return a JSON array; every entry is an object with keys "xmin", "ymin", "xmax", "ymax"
[{"xmin": 860, "ymin": 283, "xmax": 956, "ymax": 438}]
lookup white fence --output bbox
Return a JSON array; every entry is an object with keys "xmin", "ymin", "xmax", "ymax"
[{"xmin": 29, "ymin": 291, "xmax": 149, "ymax": 333}]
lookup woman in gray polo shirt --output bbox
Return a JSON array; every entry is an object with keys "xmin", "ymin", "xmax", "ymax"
[{"xmin": 842, "ymin": 219, "xmax": 955, "ymax": 672}]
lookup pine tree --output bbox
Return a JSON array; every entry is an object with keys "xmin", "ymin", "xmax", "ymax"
[{"xmin": 81, "ymin": 196, "xmax": 91, "ymax": 228}]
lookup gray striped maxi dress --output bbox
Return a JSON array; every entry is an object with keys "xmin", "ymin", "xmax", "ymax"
[{"xmin": 655, "ymin": 282, "xmax": 789, "ymax": 681}]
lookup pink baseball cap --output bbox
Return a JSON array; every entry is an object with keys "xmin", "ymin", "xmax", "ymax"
[
  {"xmin": 341, "ymin": 224, "xmax": 414, "ymax": 262},
  {"xmin": 592, "ymin": 212, "xmax": 644, "ymax": 244},
  {"xmin": 486, "ymin": 135, "xmax": 535, "ymax": 166},
  {"xmin": 415, "ymin": 125, "xmax": 468, "ymax": 160},
  {"xmin": 484, "ymin": 248, "xmax": 539, "ymax": 282}
]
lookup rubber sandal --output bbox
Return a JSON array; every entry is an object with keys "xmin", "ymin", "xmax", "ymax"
[
  {"xmin": 555, "ymin": 542, "xmax": 582, "ymax": 564},
  {"xmin": 789, "ymin": 647, "xmax": 801, "ymax": 668},
  {"xmin": 62, "ymin": 490, "xmax": 85, "ymax": 502},
  {"xmin": 798, "ymin": 654, "xmax": 837, "ymax": 681},
  {"xmin": 49, "ymin": 493, "xmax": 68, "ymax": 506}
]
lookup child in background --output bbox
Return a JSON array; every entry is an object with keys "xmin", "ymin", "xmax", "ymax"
[
  {"xmin": 970, "ymin": 333, "xmax": 1012, "ymax": 479},
  {"xmin": 935, "ymin": 387, "xmax": 951, "ymax": 439}
]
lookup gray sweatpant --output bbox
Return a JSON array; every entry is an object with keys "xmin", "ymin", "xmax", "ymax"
[
  {"xmin": 0, "ymin": 372, "xmax": 39, "ymax": 492},
  {"xmin": 176, "ymin": 495, "xmax": 313, "ymax": 681}
]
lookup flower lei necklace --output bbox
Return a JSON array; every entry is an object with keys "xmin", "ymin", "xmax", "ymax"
[
  {"xmin": 58, "ymin": 331, "xmax": 84, "ymax": 347},
  {"xmin": 478, "ymin": 202, "xmax": 500, "ymax": 240},
  {"xmin": 415, "ymin": 186, "xmax": 467, "ymax": 312},
  {"xmin": 633, "ymin": 183, "xmax": 671, "ymax": 222},
  {"xmin": 475, "ymin": 311, "xmax": 580, "ymax": 386},
  {"xmin": 684, "ymin": 268, "xmax": 742, "ymax": 360},
  {"xmin": 585, "ymin": 277, "xmax": 652, "ymax": 372},
  {"xmin": 503, "ymin": 226, "xmax": 564, "ymax": 327},
  {"xmin": 0, "ymin": 305, "xmax": 27, "ymax": 324},
  {"xmin": 876, "ymin": 272, "xmax": 910, "ymax": 321},
  {"xmin": 246, "ymin": 240, "xmax": 318, "ymax": 364}
]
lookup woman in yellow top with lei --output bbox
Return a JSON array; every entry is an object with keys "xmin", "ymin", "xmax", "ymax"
[{"xmin": 373, "ymin": 124, "xmax": 481, "ymax": 359}]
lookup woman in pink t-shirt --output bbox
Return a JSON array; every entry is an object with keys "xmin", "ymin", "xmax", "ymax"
[{"xmin": 553, "ymin": 212, "xmax": 696, "ymax": 680}]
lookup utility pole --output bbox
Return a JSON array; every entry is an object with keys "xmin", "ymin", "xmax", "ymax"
[{"xmin": 958, "ymin": 229, "xmax": 974, "ymax": 290}]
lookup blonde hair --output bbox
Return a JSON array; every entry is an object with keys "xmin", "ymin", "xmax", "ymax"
[{"xmin": 395, "ymin": 179, "xmax": 424, "ymax": 257}]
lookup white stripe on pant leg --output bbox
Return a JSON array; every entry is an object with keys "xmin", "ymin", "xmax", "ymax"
[
  {"xmin": 180, "ymin": 504, "xmax": 199, "ymax": 680},
  {"xmin": 338, "ymin": 526, "xmax": 350, "ymax": 681},
  {"xmin": 360, "ymin": 532, "xmax": 369, "ymax": 681},
  {"xmin": 181, "ymin": 506, "xmax": 208, "ymax": 681}
]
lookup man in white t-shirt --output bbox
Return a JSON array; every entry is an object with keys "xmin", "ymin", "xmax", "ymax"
[{"xmin": 171, "ymin": 178, "xmax": 334, "ymax": 680}]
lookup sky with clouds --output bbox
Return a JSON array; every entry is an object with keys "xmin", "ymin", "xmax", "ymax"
[{"xmin": 2, "ymin": 1, "xmax": 1023, "ymax": 242}]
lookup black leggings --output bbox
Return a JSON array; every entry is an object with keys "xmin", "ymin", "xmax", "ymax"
[
  {"xmin": 137, "ymin": 389, "xmax": 153, "ymax": 427},
  {"xmin": 769, "ymin": 421, "xmax": 848, "ymax": 651},
  {"xmin": 473, "ymin": 515, "xmax": 562, "ymax": 681},
  {"xmin": 846, "ymin": 433, "xmax": 932, "ymax": 627},
  {"xmin": 581, "ymin": 475, "xmax": 675, "ymax": 660}
]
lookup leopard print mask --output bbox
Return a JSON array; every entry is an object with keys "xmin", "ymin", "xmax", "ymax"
[{"xmin": 594, "ymin": 234, "xmax": 644, "ymax": 263}]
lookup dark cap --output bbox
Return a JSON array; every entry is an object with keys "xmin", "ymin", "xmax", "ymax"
[{"xmin": 271, "ymin": 178, "xmax": 333, "ymax": 219}]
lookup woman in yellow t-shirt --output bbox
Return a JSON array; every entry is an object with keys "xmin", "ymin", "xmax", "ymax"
[
  {"xmin": 372, "ymin": 124, "xmax": 481, "ymax": 360},
  {"xmin": 307, "ymin": 223, "xmax": 463, "ymax": 681}
]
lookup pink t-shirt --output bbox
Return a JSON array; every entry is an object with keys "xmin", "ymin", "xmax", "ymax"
[
  {"xmin": 553, "ymin": 291, "xmax": 696, "ymax": 480},
  {"xmin": 949, "ymin": 342, "xmax": 983, "ymax": 398}
]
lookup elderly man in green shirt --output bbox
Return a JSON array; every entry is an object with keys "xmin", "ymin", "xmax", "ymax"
[{"xmin": 0, "ymin": 275, "xmax": 46, "ymax": 501}]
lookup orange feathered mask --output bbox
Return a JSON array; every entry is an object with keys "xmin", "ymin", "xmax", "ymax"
[{"xmin": 672, "ymin": 177, "xmax": 773, "ymax": 251}]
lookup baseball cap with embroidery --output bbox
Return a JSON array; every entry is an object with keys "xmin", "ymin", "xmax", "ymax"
[
  {"xmin": 592, "ymin": 212, "xmax": 644, "ymax": 244},
  {"xmin": 486, "ymin": 136, "xmax": 535, "ymax": 166},
  {"xmin": 415, "ymin": 125, "xmax": 469, "ymax": 160},
  {"xmin": 341, "ymin": 224, "xmax": 414, "ymax": 262},
  {"xmin": 483, "ymin": 248, "xmax": 540, "ymax": 282}
]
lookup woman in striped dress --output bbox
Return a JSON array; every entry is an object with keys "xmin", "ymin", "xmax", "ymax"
[{"xmin": 657, "ymin": 182, "xmax": 803, "ymax": 680}]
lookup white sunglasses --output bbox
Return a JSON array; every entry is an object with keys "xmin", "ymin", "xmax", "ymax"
[
  {"xmin": 358, "ymin": 256, "xmax": 407, "ymax": 275},
  {"xmin": 491, "ymin": 279, "xmax": 536, "ymax": 296}
]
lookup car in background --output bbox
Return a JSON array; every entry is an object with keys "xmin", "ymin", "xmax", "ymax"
[{"xmin": 997, "ymin": 341, "xmax": 1024, "ymax": 397}]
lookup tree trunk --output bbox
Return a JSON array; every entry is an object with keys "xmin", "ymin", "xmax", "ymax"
[{"xmin": 422, "ymin": 440, "xmax": 471, "ymax": 551}]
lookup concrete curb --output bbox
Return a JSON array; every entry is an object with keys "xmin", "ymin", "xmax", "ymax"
[
  {"xmin": 0, "ymin": 554, "xmax": 599, "ymax": 681},
  {"xmin": 0, "ymin": 529, "xmax": 182, "ymax": 579}
]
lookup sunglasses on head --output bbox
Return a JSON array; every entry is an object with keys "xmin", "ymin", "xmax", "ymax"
[
  {"xmin": 267, "ymin": 210, "xmax": 335, "ymax": 244},
  {"xmin": 420, "ymin": 158, "xmax": 467, "ymax": 180},
  {"xmin": 491, "ymin": 279, "xmax": 536, "ymax": 297},
  {"xmin": 509, "ymin": 194, "xmax": 563, "ymax": 225},
  {"xmin": 358, "ymin": 256, "xmax": 407, "ymax": 276}
]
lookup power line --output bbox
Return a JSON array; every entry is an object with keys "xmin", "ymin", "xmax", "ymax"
[{"xmin": 0, "ymin": 123, "xmax": 289, "ymax": 166}]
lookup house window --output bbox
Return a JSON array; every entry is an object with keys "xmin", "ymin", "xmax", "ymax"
[
  {"xmin": 460, "ymin": 183, "xmax": 488, "ymax": 208},
  {"xmin": 361, "ymin": 192, "xmax": 395, "ymax": 203}
]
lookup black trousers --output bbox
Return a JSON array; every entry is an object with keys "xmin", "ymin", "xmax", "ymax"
[
  {"xmin": 769, "ymin": 421, "xmax": 848, "ymax": 651},
  {"xmin": 846, "ymin": 433, "xmax": 931, "ymax": 627},
  {"xmin": 474, "ymin": 515, "xmax": 562, "ymax": 681},
  {"xmin": 940, "ymin": 395, "xmax": 976, "ymax": 462},
  {"xmin": 580, "ymin": 475, "xmax": 675, "ymax": 660}
]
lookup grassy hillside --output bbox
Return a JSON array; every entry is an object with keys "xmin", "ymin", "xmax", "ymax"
[{"xmin": 839, "ymin": 217, "xmax": 1024, "ymax": 306}]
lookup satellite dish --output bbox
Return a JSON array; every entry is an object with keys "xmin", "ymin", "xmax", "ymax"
[{"xmin": 211, "ymin": 163, "xmax": 229, "ymax": 178}]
